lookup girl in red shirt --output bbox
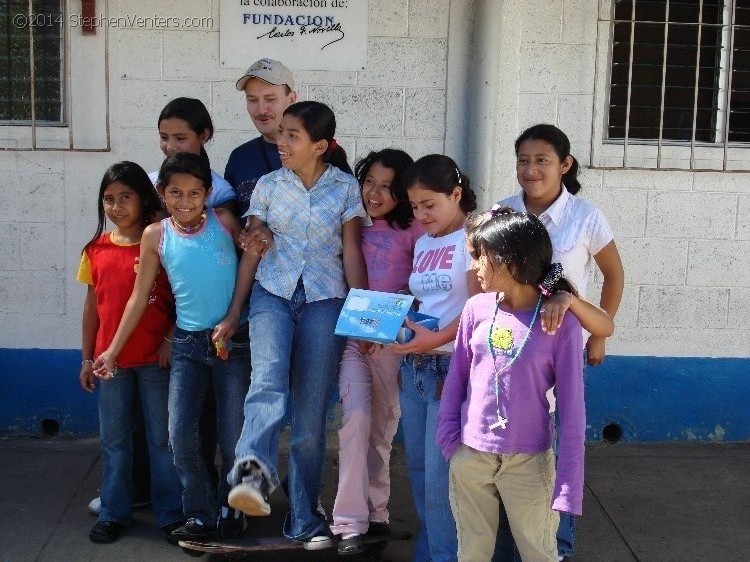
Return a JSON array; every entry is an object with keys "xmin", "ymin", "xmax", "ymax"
[{"xmin": 77, "ymin": 162, "xmax": 184, "ymax": 544}]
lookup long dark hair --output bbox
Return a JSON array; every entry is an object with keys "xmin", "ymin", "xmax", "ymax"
[
  {"xmin": 403, "ymin": 154, "xmax": 477, "ymax": 214},
  {"xmin": 466, "ymin": 207, "xmax": 576, "ymax": 295},
  {"xmin": 156, "ymin": 152, "xmax": 212, "ymax": 193},
  {"xmin": 515, "ymin": 124, "xmax": 581, "ymax": 195},
  {"xmin": 283, "ymin": 101, "xmax": 353, "ymax": 174},
  {"xmin": 355, "ymin": 149, "xmax": 415, "ymax": 230},
  {"xmin": 83, "ymin": 161, "xmax": 161, "ymax": 253},
  {"xmin": 158, "ymin": 97, "xmax": 214, "ymax": 166}
]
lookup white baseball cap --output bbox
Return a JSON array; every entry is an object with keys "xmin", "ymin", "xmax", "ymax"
[{"xmin": 235, "ymin": 58, "xmax": 295, "ymax": 91}]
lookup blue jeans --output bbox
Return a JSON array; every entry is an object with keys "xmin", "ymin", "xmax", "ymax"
[
  {"xmin": 399, "ymin": 353, "xmax": 457, "ymax": 562},
  {"xmin": 229, "ymin": 281, "xmax": 344, "ymax": 540},
  {"xmin": 98, "ymin": 363, "xmax": 183, "ymax": 528},
  {"xmin": 169, "ymin": 323, "xmax": 251, "ymax": 523}
]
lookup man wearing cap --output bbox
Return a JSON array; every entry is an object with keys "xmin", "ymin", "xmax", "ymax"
[{"xmin": 225, "ymin": 58, "xmax": 297, "ymax": 219}]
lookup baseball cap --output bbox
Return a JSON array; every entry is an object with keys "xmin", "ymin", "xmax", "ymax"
[{"xmin": 235, "ymin": 58, "xmax": 295, "ymax": 91}]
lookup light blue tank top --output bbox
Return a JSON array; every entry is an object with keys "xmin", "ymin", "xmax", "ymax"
[{"xmin": 160, "ymin": 210, "xmax": 237, "ymax": 331}]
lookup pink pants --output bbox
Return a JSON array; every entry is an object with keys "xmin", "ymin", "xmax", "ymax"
[{"xmin": 330, "ymin": 340, "xmax": 402, "ymax": 536}]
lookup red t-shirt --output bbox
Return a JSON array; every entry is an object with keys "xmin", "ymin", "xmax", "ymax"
[{"xmin": 77, "ymin": 233, "xmax": 174, "ymax": 367}]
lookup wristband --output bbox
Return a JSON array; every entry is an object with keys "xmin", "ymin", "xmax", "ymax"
[
  {"xmin": 81, "ymin": 359, "xmax": 94, "ymax": 366},
  {"xmin": 164, "ymin": 336, "xmax": 174, "ymax": 343}
]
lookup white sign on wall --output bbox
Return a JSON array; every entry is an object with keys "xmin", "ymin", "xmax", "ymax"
[{"xmin": 220, "ymin": 0, "xmax": 368, "ymax": 70}]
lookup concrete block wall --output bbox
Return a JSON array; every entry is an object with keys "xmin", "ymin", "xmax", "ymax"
[
  {"xmin": 0, "ymin": 0, "xmax": 453, "ymax": 351},
  {"xmin": 480, "ymin": 0, "xmax": 749, "ymax": 359}
]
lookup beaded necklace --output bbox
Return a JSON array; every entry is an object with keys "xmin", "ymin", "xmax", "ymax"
[
  {"xmin": 486, "ymin": 292, "xmax": 542, "ymax": 430},
  {"xmin": 170, "ymin": 211, "xmax": 206, "ymax": 234}
]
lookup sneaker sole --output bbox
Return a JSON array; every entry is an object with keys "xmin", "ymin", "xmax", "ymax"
[
  {"xmin": 228, "ymin": 487, "xmax": 271, "ymax": 517},
  {"xmin": 303, "ymin": 538, "xmax": 333, "ymax": 551}
]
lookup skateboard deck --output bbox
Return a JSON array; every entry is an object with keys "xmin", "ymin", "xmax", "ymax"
[{"xmin": 179, "ymin": 530, "xmax": 412, "ymax": 555}]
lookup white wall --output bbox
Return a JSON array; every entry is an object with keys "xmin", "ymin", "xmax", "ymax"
[{"xmin": 1, "ymin": 0, "xmax": 747, "ymax": 360}]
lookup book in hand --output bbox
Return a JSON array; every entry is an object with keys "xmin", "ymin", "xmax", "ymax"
[{"xmin": 335, "ymin": 289, "xmax": 439, "ymax": 345}]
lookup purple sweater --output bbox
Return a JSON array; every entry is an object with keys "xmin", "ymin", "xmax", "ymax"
[{"xmin": 436, "ymin": 292, "xmax": 585, "ymax": 515}]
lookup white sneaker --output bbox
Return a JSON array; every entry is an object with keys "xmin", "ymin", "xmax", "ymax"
[
  {"xmin": 302, "ymin": 531, "xmax": 333, "ymax": 551},
  {"xmin": 227, "ymin": 463, "xmax": 271, "ymax": 516},
  {"xmin": 87, "ymin": 496, "xmax": 101, "ymax": 516}
]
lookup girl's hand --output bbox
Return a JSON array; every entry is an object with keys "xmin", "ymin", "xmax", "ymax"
[
  {"xmin": 93, "ymin": 352, "xmax": 117, "ymax": 379},
  {"xmin": 359, "ymin": 340, "xmax": 375, "ymax": 356},
  {"xmin": 541, "ymin": 291, "xmax": 574, "ymax": 335},
  {"xmin": 79, "ymin": 362, "xmax": 96, "ymax": 393},
  {"xmin": 238, "ymin": 225, "xmax": 273, "ymax": 257},
  {"xmin": 586, "ymin": 335, "xmax": 606, "ymax": 366},
  {"xmin": 157, "ymin": 338, "xmax": 172, "ymax": 368},
  {"xmin": 390, "ymin": 319, "xmax": 441, "ymax": 355},
  {"xmin": 213, "ymin": 314, "xmax": 239, "ymax": 345}
]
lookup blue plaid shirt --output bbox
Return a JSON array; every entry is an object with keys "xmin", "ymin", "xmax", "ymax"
[{"xmin": 245, "ymin": 165, "xmax": 370, "ymax": 302}]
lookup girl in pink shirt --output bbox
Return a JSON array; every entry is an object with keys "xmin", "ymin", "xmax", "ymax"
[{"xmin": 330, "ymin": 149, "xmax": 424, "ymax": 555}]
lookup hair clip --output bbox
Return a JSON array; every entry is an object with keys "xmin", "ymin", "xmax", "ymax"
[
  {"xmin": 455, "ymin": 167, "xmax": 462, "ymax": 185},
  {"xmin": 490, "ymin": 204, "xmax": 502, "ymax": 218},
  {"xmin": 328, "ymin": 138, "xmax": 338, "ymax": 153},
  {"xmin": 538, "ymin": 262, "xmax": 564, "ymax": 297}
]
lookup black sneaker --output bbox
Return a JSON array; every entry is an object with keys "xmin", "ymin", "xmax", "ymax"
[
  {"xmin": 89, "ymin": 521, "xmax": 125, "ymax": 543},
  {"xmin": 169, "ymin": 518, "xmax": 217, "ymax": 542},
  {"xmin": 217, "ymin": 506, "xmax": 247, "ymax": 539},
  {"xmin": 228, "ymin": 461, "xmax": 271, "ymax": 516},
  {"xmin": 162, "ymin": 520, "xmax": 187, "ymax": 545},
  {"xmin": 301, "ymin": 529, "xmax": 333, "ymax": 551},
  {"xmin": 367, "ymin": 521, "xmax": 391, "ymax": 536},
  {"xmin": 338, "ymin": 533, "xmax": 366, "ymax": 555}
]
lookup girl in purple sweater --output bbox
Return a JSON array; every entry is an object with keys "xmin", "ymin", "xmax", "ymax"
[{"xmin": 436, "ymin": 208, "xmax": 613, "ymax": 562}]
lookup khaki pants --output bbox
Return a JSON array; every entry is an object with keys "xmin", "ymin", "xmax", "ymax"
[{"xmin": 449, "ymin": 445, "xmax": 558, "ymax": 562}]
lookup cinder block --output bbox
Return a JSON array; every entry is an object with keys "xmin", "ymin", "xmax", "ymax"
[
  {"xmin": 118, "ymin": 80, "xmax": 211, "ymax": 128},
  {"xmin": 519, "ymin": 43, "xmax": 595, "ymax": 94},
  {"xmin": 0, "ymin": 271, "xmax": 65, "ymax": 314},
  {"xmin": 607, "ymin": 326, "xmax": 749, "ymax": 357},
  {"xmin": 404, "ymin": 89, "xmax": 445, "ymax": 138},
  {"xmin": 309, "ymin": 86, "xmax": 404, "ymax": 137},
  {"xmin": 0, "ymin": 224, "xmax": 20, "ymax": 271},
  {"xmin": 163, "ymin": 32, "xmax": 237, "ymax": 81},
  {"xmin": 358, "ymin": 38, "xmax": 447, "ymax": 88},
  {"xmin": 558, "ymin": 94, "xmax": 593, "ymax": 143},
  {"xmin": 518, "ymin": 94, "xmax": 557, "ymax": 133},
  {"xmin": 693, "ymin": 172, "xmax": 750, "ymax": 193},
  {"xmin": 646, "ymin": 192, "xmax": 737, "ymax": 239},
  {"xmin": 408, "ymin": 0, "xmax": 450, "ymax": 38},
  {"xmin": 520, "ymin": 0, "xmax": 563, "ymax": 42},
  {"xmin": 586, "ymin": 282, "xmax": 639, "ymax": 328},
  {"xmin": 115, "ymin": 29, "xmax": 162, "ymax": 79},
  {"xmin": 638, "ymin": 286, "xmax": 729, "ymax": 329},
  {"xmin": 562, "ymin": 0, "xmax": 598, "ymax": 44},
  {"xmin": 354, "ymin": 137, "xmax": 444, "ymax": 162},
  {"xmin": 115, "ymin": 127, "xmax": 164, "ymax": 172},
  {"xmin": 19, "ymin": 224, "xmax": 66, "ymax": 271},
  {"xmin": 369, "ymin": 0, "xmax": 408, "ymax": 37},
  {"xmin": 0, "ymin": 174, "xmax": 65, "ymax": 223},
  {"xmin": 295, "ymin": 70, "xmax": 357, "ymax": 86},
  {"xmin": 728, "ymin": 289, "xmax": 750, "ymax": 328},
  {"xmin": 15, "ymin": 151, "xmax": 64, "ymax": 174},
  {"xmin": 603, "ymin": 169, "xmax": 693, "ymax": 191},
  {"xmin": 618, "ymin": 238, "xmax": 688, "ymax": 285},
  {"xmin": 688, "ymin": 241, "xmax": 750, "ymax": 288},
  {"xmin": 211, "ymin": 83, "xmax": 254, "ymax": 132},
  {"xmin": 584, "ymin": 189, "xmax": 647, "ymax": 239},
  {"xmin": 115, "ymin": 0, "xmax": 212, "ymax": 23},
  {"xmin": 737, "ymin": 195, "xmax": 750, "ymax": 240}
]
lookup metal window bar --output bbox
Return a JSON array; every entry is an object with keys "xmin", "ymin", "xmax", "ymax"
[
  {"xmin": 0, "ymin": 0, "xmax": 110, "ymax": 152},
  {"xmin": 606, "ymin": 0, "xmax": 750, "ymax": 172}
]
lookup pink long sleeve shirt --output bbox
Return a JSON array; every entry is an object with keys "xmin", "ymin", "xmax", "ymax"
[{"xmin": 436, "ymin": 292, "xmax": 586, "ymax": 515}]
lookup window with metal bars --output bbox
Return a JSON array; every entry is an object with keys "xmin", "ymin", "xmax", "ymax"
[
  {"xmin": 0, "ymin": 0, "xmax": 63, "ymax": 124},
  {"xmin": 608, "ymin": 0, "xmax": 750, "ymax": 145}
]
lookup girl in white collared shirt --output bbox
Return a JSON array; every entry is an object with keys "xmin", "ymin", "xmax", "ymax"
[{"xmin": 495, "ymin": 123, "xmax": 624, "ymax": 562}]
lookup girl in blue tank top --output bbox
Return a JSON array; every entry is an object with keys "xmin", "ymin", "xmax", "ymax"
[{"xmin": 94, "ymin": 152, "xmax": 251, "ymax": 542}]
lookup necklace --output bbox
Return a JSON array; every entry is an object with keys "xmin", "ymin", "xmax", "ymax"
[
  {"xmin": 486, "ymin": 293, "xmax": 542, "ymax": 431},
  {"xmin": 170, "ymin": 212, "xmax": 206, "ymax": 234}
]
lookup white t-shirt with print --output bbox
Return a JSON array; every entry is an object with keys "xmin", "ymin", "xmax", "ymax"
[
  {"xmin": 499, "ymin": 188, "xmax": 613, "ymax": 299},
  {"xmin": 408, "ymin": 227, "xmax": 472, "ymax": 353}
]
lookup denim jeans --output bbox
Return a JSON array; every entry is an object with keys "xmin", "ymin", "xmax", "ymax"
[
  {"xmin": 169, "ymin": 323, "xmax": 251, "ymax": 523},
  {"xmin": 98, "ymin": 363, "xmax": 183, "ymax": 528},
  {"xmin": 399, "ymin": 353, "xmax": 458, "ymax": 562},
  {"xmin": 230, "ymin": 281, "xmax": 345, "ymax": 540}
]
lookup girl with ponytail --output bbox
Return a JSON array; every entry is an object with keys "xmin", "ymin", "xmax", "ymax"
[{"xmin": 437, "ymin": 208, "xmax": 612, "ymax": 562}]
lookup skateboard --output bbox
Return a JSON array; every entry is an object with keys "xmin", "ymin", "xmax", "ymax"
[{"xmin": 178, "ymin": 530, "xmax": 412, "ymax": 559}]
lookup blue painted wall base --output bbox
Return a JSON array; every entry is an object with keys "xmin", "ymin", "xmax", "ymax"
[{"xmin": 2, "ymin": 349, "xmax": 749, "ymax": 442}]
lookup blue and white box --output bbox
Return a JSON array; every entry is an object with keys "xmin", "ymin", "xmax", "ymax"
[{"xmin": 335, "ymin": 289, "xmax": 415, "ymax": 344}]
